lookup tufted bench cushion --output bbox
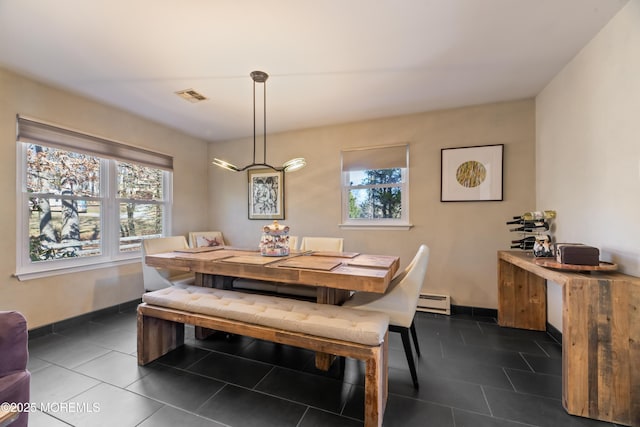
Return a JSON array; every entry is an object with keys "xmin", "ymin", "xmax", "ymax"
[{"xmin": 142, "ymin": 284, "xmax": 388, "ymax": 346}]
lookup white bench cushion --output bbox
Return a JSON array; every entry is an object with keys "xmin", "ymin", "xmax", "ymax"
[{"xmin": 142, "ymin": 285, "xmax": 388, "ymax": 346}]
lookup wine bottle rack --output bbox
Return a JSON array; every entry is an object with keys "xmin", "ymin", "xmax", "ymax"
[{"xmin": 507, "ymin": 211, "xmax": 555, "ymax": 257}]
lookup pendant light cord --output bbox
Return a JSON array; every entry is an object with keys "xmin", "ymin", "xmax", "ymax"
[
  {"xmin": 252, "ymin": 77, "xmax": 268, "ymax": 165},
  {"xmin": 252, "ymin": 78, "xmax": 257, "ymax": 165},
  {"xmin": 263, "ymin": 78, "xmax": 267, "ymax": 165}
]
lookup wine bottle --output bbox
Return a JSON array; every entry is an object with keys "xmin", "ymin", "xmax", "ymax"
[
  {"xmin": 506, "ymin": 218, "xmax": 525, "ymax": 225},
  {"xmin": 522, "ymin": 210, "xmax": 556, "ymax": 221},
  {"xmin": 511, "ymin": 236, "xmax": 538, "ymax": 244},
  {"xmin": 509, "ymin": 221, "xmax": 549, "ymax": 232},
  {"xmin": 511, "ymin": 241, "xmax": 535, "ymax": 250},
  {"xmin": 511, "ymin": 235, "xmax": 551, "ymax": 244},
  {"xmin": 506, "ymin": 218, "xmax": 551, "ymax": 225},
  {"xmin": 511, "ymin": 236, "xmax": 535, "ymax": 245}
]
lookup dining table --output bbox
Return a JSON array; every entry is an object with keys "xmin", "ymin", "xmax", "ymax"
[
  {"xmin": 145, "ymin": 246, "xmax": 399, "ymax": 302},
  {"xmin": 145, "ymin": 246, "xmax": 400, "ymax": 370}
]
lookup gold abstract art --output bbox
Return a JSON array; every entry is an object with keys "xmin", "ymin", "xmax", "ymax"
[{"xmin": 456, "ymin": 161, "xmax": 486, "ymax": 188}]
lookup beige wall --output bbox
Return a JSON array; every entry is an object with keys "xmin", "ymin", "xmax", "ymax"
[
  {"xmin": 0, "ymin": 68, "xmax": 210, "ymax": 328},
  {"xmin": 536, "ymin": 0, "xmax": 640, "ymax": 329},
  {"xmin": 209, "ymin": 99, "xmax": 536, "ymax": 308}
]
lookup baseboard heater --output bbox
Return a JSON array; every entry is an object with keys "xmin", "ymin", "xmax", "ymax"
[{"xmin": 416, "ymin": 293, "xmax": 450, "ymax": 315}]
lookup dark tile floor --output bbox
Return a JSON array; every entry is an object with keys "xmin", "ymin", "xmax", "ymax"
[{"xmin": 26, "ymin": 307, "xmax": 623, "ymax": 427}]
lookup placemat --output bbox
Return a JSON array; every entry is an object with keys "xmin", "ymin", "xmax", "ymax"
[
  {"xmin": 310, "ymin": 251, "xmax": 359, "ymax": 258},
  {"xmin": 221, "ymin": 255, "xmax": 282, "ymax": 265},
  {"xmin": 174, "ymin": 246, "xmax": 223, "ymax": 253},
  {"xmin": 346, "ymin": 255, "xmax": 397, "ymax": 269},
  {"xmin": 277, "ymin": 257, "xmax": 342, "ymax": 271}
]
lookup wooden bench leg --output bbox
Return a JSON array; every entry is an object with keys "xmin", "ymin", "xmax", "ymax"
[
  {"xmin": 364, "ymin": 331, "xmax": 388, "ymax": 427},
  {"xmin": 137, "ymin": 312, "xmax": 184, "ymax": 365}
]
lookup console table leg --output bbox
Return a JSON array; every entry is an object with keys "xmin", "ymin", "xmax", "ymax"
[
  {"xmin": 497, "ymin": 258, "xmax": 546, "ymax": 330},
  {"xmin": 563, "ymin": 278, "xmax": 640, "ymax": 426}
]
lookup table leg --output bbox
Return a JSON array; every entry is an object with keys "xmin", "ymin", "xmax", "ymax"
[
  {"xmin": 317, "ymin": 288, "xmax": 351, "ymax": 305},
  {"xmin": 497, "ymin": 258, "xmax": 546, "ymax": 330},
  {"xmin": 314, "ymin": 288, "xmax": 352, "ymax": 370},
  {"xmin": 563, "ymin": 277, "xmax": 640, "ymax": 425},
  {"xmin": 194, "ymin": 273, "xmax": 217, "ymax": 339}
]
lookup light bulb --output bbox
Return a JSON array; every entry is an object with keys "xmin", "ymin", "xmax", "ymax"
[
  {"xmin": 212, "ymin": 158, "xmax": 240, "ymax": 172},
  {"xmin": 283, "ymin": 157, "xmax": 306, "ymax": 172}
]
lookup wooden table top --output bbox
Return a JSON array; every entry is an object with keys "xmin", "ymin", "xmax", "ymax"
[
  {"xmin": 146, "ymin": 247, "xmax": 400, "ymax": 293},
  {"xmin": 498, "ymin": 250, "xmax": 638, "ymax": 284}
]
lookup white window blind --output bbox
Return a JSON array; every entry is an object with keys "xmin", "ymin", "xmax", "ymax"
[
  {"xmin": 17, "ymin": 116, "xmax": 173, "ymax": 171},
  {"xmin": 342, "ymin": 144, "xmax": 407, "ymax": 171}
]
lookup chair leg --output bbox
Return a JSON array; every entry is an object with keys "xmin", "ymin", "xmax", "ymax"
[
  {"xmin": 391, "ymin": 325, "xmax": 419, "ymax": 389},
  {"xmin": 410, "ymin": 320, "xmax": 421, "ymax": 357}
]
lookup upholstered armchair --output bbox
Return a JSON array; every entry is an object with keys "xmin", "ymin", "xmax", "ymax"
[{"xmin": 0, "ymin": 311, "xmax": 30, "ymax": 427}]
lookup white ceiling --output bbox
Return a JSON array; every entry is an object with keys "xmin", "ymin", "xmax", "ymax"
[{"xmin": 0, "ymin": 0, "xmax": 629, "ymax": 142}]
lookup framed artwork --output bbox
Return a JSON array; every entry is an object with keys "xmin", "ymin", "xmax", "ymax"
[
  {"xmin": 248, "ymin": 168, "xmax": 284, "ymax": 219},
  {"xmin": 441, "ymin": 144, "xmax": 504, "ymax": 202}
]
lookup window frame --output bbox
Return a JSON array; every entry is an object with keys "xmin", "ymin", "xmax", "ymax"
[
  {"xmin": 340, "ymin": 144, "xmax": 412, "ymax": 230},
  {"xmin": 15, "ymin": 117, "xmax": 173, "ymax": 280}
]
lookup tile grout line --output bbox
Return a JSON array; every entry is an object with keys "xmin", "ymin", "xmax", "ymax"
[{"xmin": 534, "ymin": 340, "xmax": 551, "ymax": 357}]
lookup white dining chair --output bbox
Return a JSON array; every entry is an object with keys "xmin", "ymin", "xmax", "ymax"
[
  {"xmin": 288, "ymin": 235, "xmax": 299, "ymax": 251},
  {"xmin": 141, "ymin": 236, "xmax": 195, "ymax": 291},
  {"xmin": 299, "ymin": 237, "xmax": 344, "ymax": 252},
  {"xmin": 342, "ymin": 244, "xmax": 430, "ymax": 389},
  {"xmin": 188, "ymin": 231, "xmax": 226, "ymax": 248}
]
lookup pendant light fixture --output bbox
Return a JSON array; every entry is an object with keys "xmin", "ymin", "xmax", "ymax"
[{"xmin": 212, "ymin": 71, "xmax": 306, "ymax": 173}]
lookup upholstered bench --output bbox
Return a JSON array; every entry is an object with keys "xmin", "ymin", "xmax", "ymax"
[{"xmin": 137, "ymin": 285, "xmax": 389, "ymax": 427}]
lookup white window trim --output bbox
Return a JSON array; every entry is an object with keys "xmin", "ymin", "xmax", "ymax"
[
  {"xmin": 340, "ymin": 144, "xmax": 412, "ymax": 229},
  {"xmin": 15, "ymin": 119, "xmax": 173, "ymax": 280}
]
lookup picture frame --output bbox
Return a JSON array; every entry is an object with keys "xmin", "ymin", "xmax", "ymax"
[
  {"xmin": 441, "ymin": 144, "xmax": 504, "ymax": 202},
  {"xmin": 248, "ymin": 168, "xmax": 284, "ymax": 220}
]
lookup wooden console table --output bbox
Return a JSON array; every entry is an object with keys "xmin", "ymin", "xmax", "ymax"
[{"xmin": 498, "ymin": 250, "xmax": 640, "ymax": 427}]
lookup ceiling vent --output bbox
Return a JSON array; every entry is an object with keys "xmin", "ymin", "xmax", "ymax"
[{"xmin": 175, "ymin": 89, "xmax": 207, "ymax": 103}]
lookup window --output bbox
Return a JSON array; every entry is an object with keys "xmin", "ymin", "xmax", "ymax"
[
  {"xmin": 341, "ymin": 144, "xmax": 411, "ymax": 229},
  {"xmin": 16, "ymin": 117, "xmax": 173, "ymax": 279}
]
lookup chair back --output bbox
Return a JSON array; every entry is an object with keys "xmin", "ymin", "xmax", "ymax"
[
  {"xmin": 288, "ymin": 235, "xmax": 299, "ymax": 251},
  {"xmin": 188, "ymin": 231, "xmax": 225, "ymax": 248},
  {"xmin": 385, "ymin": 244, "xmax": 430, "ymax": 316},
  {"xmin": 299, "ymin": 237, "xmax": 344, "ymax": 252},
  {"xmin": 342, "ymin": 244, "xmax": 430, "ymax": 328},
  {"xmin": 141, "ymin": 236, "xmax": 190, "ymax": 291}
]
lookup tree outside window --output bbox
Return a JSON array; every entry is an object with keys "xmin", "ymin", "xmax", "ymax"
[
  {"xmin": 117, "ymin": 161, "xmax": 166, "ymax": 252},
  {"xmin": 27, "ymin": 145, "xmax": 101, "ymax": 261},
  {"xmin": 347, "ymin": 168, "xmax": 403, "ymax": 219}
]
